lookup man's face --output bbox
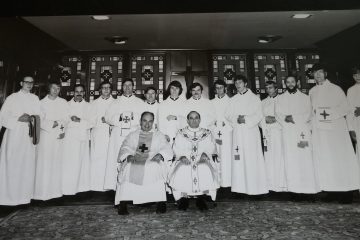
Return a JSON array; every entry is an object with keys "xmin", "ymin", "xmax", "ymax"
[
  {"xmin": 123, "ymin": 81, "xmax": 133, "ymax": 96},
  {"xmin": 74, "ymin": 86, "xmax": 85, "ymax": 102},
  {"xmin": 215, "ymin": 84, "xmax": 225, "ymax": 97},
  {"xmin": 285, "ymin": 77, "xmax": 297, "ymax": 92},
  {"xmin": 170, "ymin": 85, "xmax": 180, "ymax": 98},
  {"xmin": 49, "ymin": 84, "xmax": 61, "ymax": 98},
  {"xmin": 100, "ymin": 83, "xmax": 111, "ymax": 98},
  {"xmin": 187, "ymin": 112, "xmax": 201, "ymax": 128},
  {"xmin": 20, "ymin": 77, "xmax": 34, "ymax": 92},
  {"xmin": 265, "ymin": 84, "xmax": 277, "ymax": 97},
  {"xmin": 145, "ymin": 89, "xmax": 156, "ymax": 103},
  {"xmin": 140, "ymin": 113, "xmax": 154, "ymax": 132},
  {"xmin": 235, "ymin": 80, "xmax": 247, "ymax": 93},
  {"xmin": 314, "ymin": 69, "xmax": 327, "ymax": 84},
  {"xmin": 191, "ymin": 86, "xmax": 202, "ymax": 99},
  {"xmin": 353, "ymin": 71, "xmax": 360, "ymax": 84}
]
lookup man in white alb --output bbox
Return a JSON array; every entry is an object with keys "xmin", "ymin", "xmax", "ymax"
[{"xmin": 141, "ymin": 87, "xmax": 159, "ymax": 130}]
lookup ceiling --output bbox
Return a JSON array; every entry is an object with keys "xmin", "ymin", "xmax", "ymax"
[{"xmin": 23, "ymin": 10, "xmax": 360, "ymax": 51}]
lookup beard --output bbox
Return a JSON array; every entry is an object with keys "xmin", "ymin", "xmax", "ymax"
[{"xmin": 286, "ymin": 85, "xmax": 297, "ymax": 93}]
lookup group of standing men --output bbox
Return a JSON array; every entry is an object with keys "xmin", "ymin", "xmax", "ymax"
[{"xmin": 1, "ymin": 63, "xmax": 360, "ymax": 212}]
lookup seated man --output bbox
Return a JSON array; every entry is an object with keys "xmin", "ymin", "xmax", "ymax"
[
  {"xmin": 168, "ymin": 111, "xmax": 219, "ymax": 211},
  {"xmin": 115, "ymin": 111, "xmax": 173, "ymax": 215}
]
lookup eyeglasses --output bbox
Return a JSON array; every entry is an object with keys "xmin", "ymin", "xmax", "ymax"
[{"xmin": 23, "ymin": 81, "xmax": 34, "ymax": 84}]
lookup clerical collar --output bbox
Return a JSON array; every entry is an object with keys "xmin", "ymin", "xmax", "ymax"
[
  {"xmin": 239, "ymin": 89, "xmax": 248, "ymax": 95},
  {"xmin": 217, "ymin": 94, "xmax": 226, "ymax": 99},
  {"xmin": 269, "ymin": 94, "xmax": 277, "ymax": 98},
  {"xmin": 101, "ymin": 96, "xmax": 111, "ymax": 100},
  {"xmin": 73, "ymin": 98, "xmax": 83, "ymax": 103},
  {"xmin": 146, "ymin": 101, "xmax": 156, "ymax": 105},
  {"xmin": 170, "ymin": 96, "xmax": 179, "ymax": 101},
  {"xmin": 123, "ymin": 94, "xmax": 132, "ymax": 98},
  {"xmin": 192, "ymin": 96, "xmax": 201, "ymax": 100}
]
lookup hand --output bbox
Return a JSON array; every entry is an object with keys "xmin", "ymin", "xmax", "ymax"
[
  {"xmin": 355, "ymin": 107, "xmax": 360, "ymax": 117},
  {"xmin": 127, "ymin": 155, "xmax": 135, "ymax": 163},
  {"xmin": 101, "ymin": 116, "xmax": 106, "ymax": 123},
  {"xmin": 179, "ymin": 156, "xmax": 191, "ymax": 165},
  {"xmin": 151, "ymin": 154, "xmax": 164, "ymax": 163},
  {"xmin": 58, "ymin": 133, "xmax": 65, "ymax": 139},
  {"xmin": 71, "ymin": 115, "xmax": 81, "ymax": 122},
  {"xmin": 165, "ymin": 135, "xmax": 171, "ymax": 142},
  {"xmin": 350, "ymin": 131, "xmax": 357, "ymax": 142},
  {"xmin": 285, "ymin": 115, "xmax": 295, "ymax": 124},
  {"xmin": 166, "ymin": 115, "xmax": 177, "ymax": 121},
  {"xmin": 18, "ymin": 113, "xmax": 31, "ymax": 122},
  {"xmin": 237, "ymin": 115, "xmax": 245, "ymax": 124},
  {"xmin": 53, "ymin": 121, "xmax": 59, "ymax": 128},
  {"xmin": 198, "ymin": 153, "xmax": 209, "ymax": 164},
  {"xmin": 265, "ymin": 116, "xmax": 276, "ymax": 124}
]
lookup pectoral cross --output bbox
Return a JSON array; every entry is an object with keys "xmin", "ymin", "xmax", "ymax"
[
  {"xmin": 138, "ymin": 143, "xmax": 148, "ymax": 153},
  {"xmin": 234, "ymin": 146, "xmax": 240, "ymax": 160},
  {"xmin": 300, "ymin": 132, "xmax": 305, "ymax": 139},
  {"xmin": 60, "ymin": 125, "xmax": 64, "ymax": 131},
  {"xmin": 320, "ymin": 110, "xmax": 330, "ymax": 120},
  {"xmin": 123, "ymin": 116, "xmax": 131, "ymax": 123},
  {"xmin": 217, "ymin": 131, "xmax": 222, "ymax": 138},
  {"xmin": 235, "ymin": 146, "xmax": 239, "ymax": 153}
]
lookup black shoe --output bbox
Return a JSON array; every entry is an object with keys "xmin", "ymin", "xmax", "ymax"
[
  {"xmin": 118, "ymin": 202, "xmax": 129, "ymax": 215},
  {"xmin": 196, "ymin": 197, "xmax": 208, "ymax": 211},
  {"xmin": 177, "ymin": 198, "xmax": 189, "ymax": 211},
  {"xmin": 156, "ymin": 202, "xmax": 167, "ymax": 214}
]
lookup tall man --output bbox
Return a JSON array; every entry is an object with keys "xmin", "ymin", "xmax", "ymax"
[
  {"xmin": 34, "ymin": 81, "xmax": 69, "ymax": 200},
  {"xmin": 158, "ymin": 81, "xmax": 186, "ymax": 144},
  {"xmin": 211, "ymin": 80, "xmax": 232, "ymax": 188},
  {"xmin": 169, "ymin": 111, "xmax": 219, "ymax": 211},
  {"xmin": 0, "ymin": 76, "xmax": 41, "ymax": 205},
  {"xmin": 346, "ymin": 65, "xmax": 360, "ymax": 162},
  {"xmin": 225, "ymin": 75, "xmax": 268, "ymax": 195},
  {"xmin": 275, "ymin": 76, "xmax": 318, "ymax": 194},
  {"xmin": 61, "ymin": 84, "xmax": 93, "ymax": 195},
  {"xmin": 184, "ymin": 82, "xmax": 216, "ymax": 129},
  {"xmin": 89, "ymin": 81, "xmax": 115, "ymax": 191},
  {"xmin": 310, "ymin": 63, "xmax": 360, "ymax": 203},
  {"xmin": 260, "ymin": 81, "xmax": 286, "ymax": 192},
  {"xmin": 141, "ymin": 87, "xmax": 159, "ymax": 130},
  {"xmin": 104, "ymin": 78, "xmax": 144, "ymax": 190},
  {"xmin": 116, "ymin": 111, "xmax": 173, "ymax": 215}
]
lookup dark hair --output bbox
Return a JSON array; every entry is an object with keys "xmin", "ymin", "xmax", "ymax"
[
  {"xmin": 189, "ymin": 82, "xmax": 203, "ymax": 91},
  {"xmin": 73, "ymin": 83, "xmax": 86, "ymax": 92},
  {"xmin": 285, "ymin": 74, "xmax": 298, "ymax": 81},
  {"xmin": 144, "ymin": 86, "xmax": 157, "ymax": 94},
  {"xmin": 122, "ymin": 78, "xmax": 134, "ymax": 86},
  {"xmin": 166, "ymin": 80, "xmax": 183, "ymax": 96},
  {"xmin": 351, "ymin": 65, "xmax": 360, "ymax": 75},
  {"xmin": 265, "ymin": 80, "xmax": 277, "ymax": 88},
  {"xmin": 312, "ymin": 63, "xmax": 328, "ymax": 72},
  {"xmin": 214, "ymin": 79, "xmax": 227, "ymax": 88},
  {"xmin": 99, "ymin": 80, "xmax": 112, "ymax": 90},
  {"xmin": 187, "ymin": 111, "xmax": 201, "ymax": 120},
  {"xmin": 141, "ymin": 111, "xmax": 155, "ymax": 121},
  {"xmin": 47, "ymin": 80, "xmax": 62, "ymax": 91},
  {"xmin": 234, "ymin": 75, "xmax": 248, "ymax": 84}
]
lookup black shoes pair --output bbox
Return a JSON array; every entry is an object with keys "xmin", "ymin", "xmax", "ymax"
[
  {"xmin": 117, "ymin": 201, "xmax": 167, "ymax": 215},
  {"xmin": 177, "ymin": 197, "xmax": 208, "ymax": 211}
]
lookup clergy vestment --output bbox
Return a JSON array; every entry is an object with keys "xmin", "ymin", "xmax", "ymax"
[
  {"xmin": 225, "ymin": 90, "xmax": 268, "ymax": 195},
  {"xmin": 211, "ymin": 95, "xmax": 233, "ymax": 187},
  {"xmin": 158, "ymin": 95, "xmax": 187, "ymax": 145},
  {"xmin": 169, "ymin": 127, "xmax": 219, "ymax": 200},
  {"xmin": 34, "ymin": 96, "xmax": 69, "ymax": 200},
  {"xmin": 141, "ymin": 101, "xmax": 159, "ymax": 130},
  {"xmin": 115, "ymin": 129, "xmax": 173, "ymax": 204},
  {"xmin": 103, "ymin": 95, "xmax": 144, "ymax": 190},
  {"xmin": 184, "ymin": 97, "xmax": 216, "ymax": 129},
  {"xmin": 347, "ymin": 83, "xmax": 360, "ymax": 162},
  {"xmin": 260, "ymin": 95, "xmax": 287, "ymax": 192},
  {"xmin": 275, "ymin": 91, "xmax": 319, "ymax": 193},
  {"xmin": 310, "ymin": 80, "xmax": 360, "ymax": 191},
  {"xmin": 61, "ymin": 99, "xmax": 93, "ymax": 195},
  {"xmin": 0, "ymin": 90, "xmax": 40, "ymax": 205},
  {"xmin": 89, "ymin": 95, "xmax": 115, "ymax": 191}
]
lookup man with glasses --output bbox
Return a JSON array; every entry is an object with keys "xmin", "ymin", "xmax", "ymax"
[
  {"xmin": 89, "ymin": 80, "xmax": 115, "ymax": 191},
  {"xmin": 0, "ymin": 75, "xmax": 41, "ymax": 205}
]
